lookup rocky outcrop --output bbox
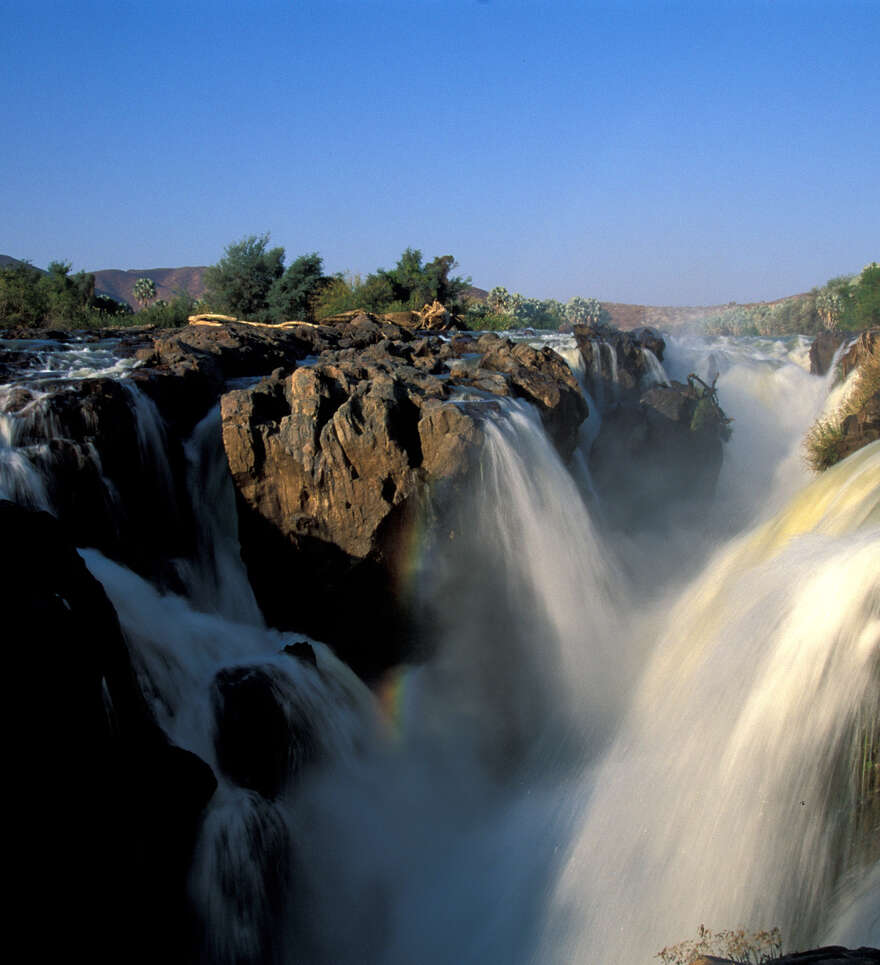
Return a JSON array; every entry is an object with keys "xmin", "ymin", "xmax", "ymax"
[
  {"xmin": 212, "ymin": 664, "xmax": 317, "ymax": 799},
  {"xmin": 810, "ymin": 330, "xmax": 849, "ymax": 376},
  {"xmin": 571, "ymin": 322, "xmax": 731, "ymax": 529},
  {"xmin": 806, "ymin": 329, "xmax": 880, "ymax": 469},
  {"xmin": 2, "ymin": 500, "xmax": 216, "ymax": 965},
  {"xmin": 220, "ymin": 328, "xmax": 587, "ymax": 677},
  {"xmin": 694, "ymin": 948, "xmax": 880, "ymax": 965},
  {"xmin": 0, "ymin": 376, "xmax": 196, "ymax": 588},
  {"xmin": 589, "ymin": 374, "xmax": 731, "ymax": 529},
  {"xmin": 573, "ymin": 322, "xmax": 667, "ymax": 402}
]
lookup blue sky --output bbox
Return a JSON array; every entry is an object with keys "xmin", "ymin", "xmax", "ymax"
[{"xmin": 2, "ymin": 0, "xmax": 878, "ymax": 305}]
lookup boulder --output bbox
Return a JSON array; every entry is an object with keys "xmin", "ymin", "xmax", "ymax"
[
  {"xmin": 0, "ymin": 377, "xmax": 196, "ymax": 589},
  {"xmin": 220, "ymin": 331, "xmax": 587, "ymax": 677},
  {"xmin": 573, "ymin": 322, "xmax": 667, "ymax": 405},
  {"xmin": 212, "ymin": 664, "xmax": 317, "ymax": 799},
  {"xmin": 1, "ymin": 500, "xmax": 216, "ymax": 965},
  {"xmin": 589, "ymin": 376, "xmax": 730, "ymax": 529}
]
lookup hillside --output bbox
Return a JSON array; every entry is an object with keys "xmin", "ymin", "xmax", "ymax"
[{"xmin": 91, "ymin": 266, "xmax": 207, "ymax": 307}]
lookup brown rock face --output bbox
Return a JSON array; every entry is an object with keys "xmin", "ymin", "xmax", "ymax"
[
  {"xmin": 810, "ymin": 330, "xmax": 849, "ymax": 376},
  {"xmin": 220, "ymin": 331, "xmax": 587, "ymax": 677}
]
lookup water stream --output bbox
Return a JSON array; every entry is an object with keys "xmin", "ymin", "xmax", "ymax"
[{"xmin": 0, "ymin": 330, "xmax": 876, "ymax": 962}]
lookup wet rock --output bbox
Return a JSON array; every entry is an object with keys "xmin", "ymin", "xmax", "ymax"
[
  {"xmin": 220, "ymin": 330, "xmax": 586, "ymax": 677},
  {"xmin": 212, "ymin": 664, "xmax": 316, "ymax": 798},
  {"xmin": 2, "ymin": 500, "xmax": 216, "ymax": 965},
  {"xmin": 590, "ymin": 376, "xmax": 730, "ymax": 529},
  {"xmin": 810, "ymin": 330, "xmax": 849, "ymax": 376},
  {"xmin": 694, "ymin": 949, "xmax": 880, "ymax": 965},
  {"xmin": 573, "ymin": 322, "xmax": 667, "ymax": 405},
  {"xmin": 0, "ymin": 377, "xmax": 196, "ymax": 588}
]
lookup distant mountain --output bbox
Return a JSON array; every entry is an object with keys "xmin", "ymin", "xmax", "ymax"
[
  {"xmin": 91, "ymin": 266, "xmax": 208, "ymax": 308},
  {"xmin": 0, "ymin": 256, "xmax": 208, "ymax": 308}
]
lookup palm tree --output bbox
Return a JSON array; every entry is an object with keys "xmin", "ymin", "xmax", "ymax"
[{"xmin": 132, "ymin": 276, "xmax": 157, "ymax": 310}]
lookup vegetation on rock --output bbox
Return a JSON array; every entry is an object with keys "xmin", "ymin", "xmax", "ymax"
[
  {"xmin": 805, "ymin": 333, "xmax": 880, "ymax": 470},
  {"xmin": 657, "ymin": 924, "xmax": 783, "ymax": 965}
]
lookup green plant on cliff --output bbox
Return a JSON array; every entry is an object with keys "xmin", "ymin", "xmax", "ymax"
[
  {"xmin": 657, "ymin": 924, "xmax": 783, "ymax": 965},
  {"xmin": 805, "ymin": 349, "xmax": 880, "ymax": 470}
]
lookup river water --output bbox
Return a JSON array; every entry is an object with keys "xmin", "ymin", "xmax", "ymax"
[{"xmin": 1, "ymin": 330, "xmax": 877, "ymax": 963}]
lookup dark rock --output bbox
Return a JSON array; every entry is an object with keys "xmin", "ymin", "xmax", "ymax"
[
  {"xmin": 573, "ymin": 322, "xmax": 667, "ymax": 406},
  {"xmin": 283, "ymin": 640, "xmax": 318, "ymax": 667},
  {"xmin": 1, "ymin": 500, "xmax": 216, "ymax": 965},
  {"xmin": 211, "ymin": 664, "xmax": 316, "ymax": 798},
  {"xmin": 695, "ymin": 949, "xmax": 880, "ymax": 965},
  {"xmin": 0, "ymin": 377, "xmax": 196, "ymax": 589},
  {"xmin": 589, "ymin": 377, "xmax": 729, "ymax": 529}
]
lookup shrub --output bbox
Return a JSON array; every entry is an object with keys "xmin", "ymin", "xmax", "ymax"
[{"xmin": 804, "ymin": 349, "xmax": 880, "ymax": 470}]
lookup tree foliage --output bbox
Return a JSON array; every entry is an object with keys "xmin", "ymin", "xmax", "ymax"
[
  {"xmin": 132, "ymin": 277, "xmax": 157, "ymax": 309},
  {"xmin": 203, "ymin": 233, "xmax": 286, "ymax": 321},
  {"xmin": 0, "ymin": 259, "xmax": 130, "ymax": 328},
  {"xmin": 313, "ymin": 248, "xmax": 470, "ymax": 320}
]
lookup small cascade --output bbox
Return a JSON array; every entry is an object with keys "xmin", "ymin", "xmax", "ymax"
[
  {"xmin": 602, "ymin": 340, "xmax": 619, "ymax": 396},
  {"xmin": 177, "ymin": 406, "xmax": 262, "ymax": 624},
  {"xmin": 641, "ymin": 346, "xmax": 670, "ymax": 387}
]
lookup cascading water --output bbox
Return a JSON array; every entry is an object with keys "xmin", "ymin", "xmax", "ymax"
[{"xmin": 0, "ymin": 329, "xmax": 876, "ymax": 963}]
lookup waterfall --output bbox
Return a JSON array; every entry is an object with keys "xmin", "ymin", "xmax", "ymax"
[
  {"xmin": 641, "ymin": 346, "xmax": 669, "ymax": 387},
  {"xmin": 2, "ymin": 330, "xmax": 877, "ymax": 963}
]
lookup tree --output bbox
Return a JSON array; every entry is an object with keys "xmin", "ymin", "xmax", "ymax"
[
  {"xmin": 565, "ymin": 296, "xmax": 607, "ymax": 326},
  {"xmin": 132, "ymin": 277, "xmax": 157, "ymax": 310},
  {"xmin": 850, "ymin": 262, "xmax": 880, "ymax": 329},
  {"xmin": 266, "ymin": 252, "xmax": 325, "ymax": 321},
  {"xmin": 203, "ymin": 233, "xmax": 285, "ymax": 321},
  {"xmin": 487, "ymin": 286, "xmax": 511, "ymax": 314}
]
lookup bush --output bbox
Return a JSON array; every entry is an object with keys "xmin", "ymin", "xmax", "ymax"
[{"xmin": 133, "ymin": 293, "xmax": 199, "ymax": 328}]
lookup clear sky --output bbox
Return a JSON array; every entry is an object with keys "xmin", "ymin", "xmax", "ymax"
[{"xmin": 2, "ymin": 0, "xmax": 878, "ymax": 306}]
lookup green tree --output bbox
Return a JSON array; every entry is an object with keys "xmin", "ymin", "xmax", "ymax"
[
  {"xmin": 565, "ymin": 295, "xmax": 607, "ymax": 326},
  {"xmin": 266, "ymin": 252, "xmax": 325, "ymax": 321},
  {"xmin": 132, "ymin": 277, "xmax": 157, "ymax": 309},
  {"xmin": 0, "ymin": 261, "xmax": 47, "ymax": 326},
  {"xmin": 203, "ymin": 233, "xmax": 285, "ymax": 321},
  {"xmin": 850, "ymin": 262, "xmax": 880, "ymax": 329}
]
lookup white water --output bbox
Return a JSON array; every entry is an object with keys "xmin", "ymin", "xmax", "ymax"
[{"xmin": 1, "ymin": 333, "xmax": 877, "ymax": 962}]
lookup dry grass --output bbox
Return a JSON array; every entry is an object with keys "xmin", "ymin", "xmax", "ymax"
[{"xmin": 657, "ymin": 925, "xmax": 783, "ymax": 965}]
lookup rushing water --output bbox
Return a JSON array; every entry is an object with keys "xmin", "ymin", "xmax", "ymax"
[{"xmin": 0, "ymin": 331, "xmax": 877, "ymax": 962}]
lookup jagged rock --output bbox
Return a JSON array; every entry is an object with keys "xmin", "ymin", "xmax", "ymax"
[
  {"xmin": 132, "ymin": 320, "xmax": 332, "ymax": 435},
  {"xmin": 220, "ymin": 330, "xmax": 586, "ymax": 676},
  {"xmin": 2, "ymin": 500, "xmax": 216, "ymax": 965},
  {"xmin": 810, "ymin": 330, "xmax": 849, "ymax": 376},
  {"xmin": 468, "ymin": 336, "xmax": 588, "ymax": 459},
  {"xmin": 573, "ymin": 322, "xmax": 666, "ymax": 404},
  {"xmin": 840, "ymin": 328, "xmax": 879, "ymax": 379},
  {"xmin": 0, "ymin": 377, "xmax": 196, "ymax": 588}
]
